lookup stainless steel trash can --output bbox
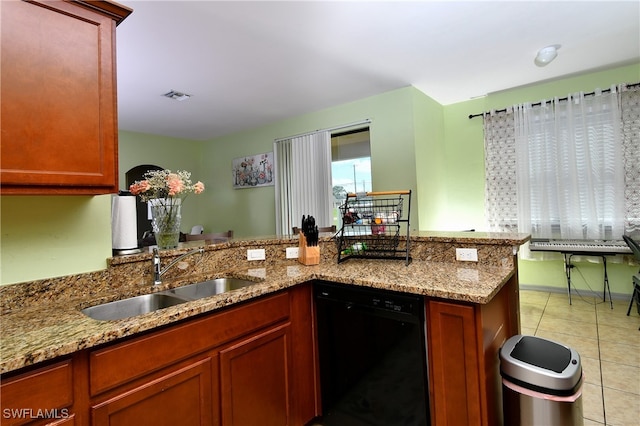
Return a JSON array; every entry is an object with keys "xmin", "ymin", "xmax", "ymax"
[{"xmin": 500, "ymin": 335, "xmax": 583, "ymax": 426}]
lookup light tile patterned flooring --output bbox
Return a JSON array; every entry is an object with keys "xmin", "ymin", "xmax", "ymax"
[{"xmin": 519, "ymin": 290, "xmax": 640, "ymax": 426}]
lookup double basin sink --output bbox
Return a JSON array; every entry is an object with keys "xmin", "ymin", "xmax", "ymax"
[{"xmin": 81, "ymin": 278, "xmax": 256, "ymax": 321}]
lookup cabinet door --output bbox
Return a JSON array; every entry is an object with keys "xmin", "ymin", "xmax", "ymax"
[
  {"xmin": 0, "ymin": 359, "xmax": 73, "ymax": 426},
  {"xmin": 220, "ymin": 323, "xmax": 292, "ymax": 426},
  {"xmin": 0, "ymin": 0, "xmax": 129, "ymax": 194},
  {"xmin": 89, "ymin": 291, "xmax": 290, "ymax": 396},
  {"xmin": 288, "ymin": 283, "xmax": 320, "ymax": 424},
  {"xmin": 427, "ymin": 300, "xmax": 483, "ymax": 426},
  {"xmin": 91, "ymin": 357, "xmax": 214, "ymax": 426}
]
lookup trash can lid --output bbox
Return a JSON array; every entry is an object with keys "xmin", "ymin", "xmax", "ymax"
[{"xmin": 500, "ymin": 335, "xmax": 582, "ymax": 395}]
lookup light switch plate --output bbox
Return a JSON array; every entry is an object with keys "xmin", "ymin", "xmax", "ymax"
[
  {"xmin": 286, "ymin": 247, "xmax": 299, "ymax": 259},
  {"xmin": 247, "ymin": 248, "xmax": 266, "ymax": 261}
]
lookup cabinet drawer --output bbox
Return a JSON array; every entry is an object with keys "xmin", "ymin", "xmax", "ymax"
[
  {"xmin": 0, "ymin": 359, "xmax": 73, "ymax": 426},
  {"xmin": 90, "ymin": 291, "xmax": 290, "ymax": 395}
]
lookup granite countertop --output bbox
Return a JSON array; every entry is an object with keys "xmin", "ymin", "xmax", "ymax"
[{"xmin": 0, "ymin": 231, "xmax": 528, "ymax": 374}]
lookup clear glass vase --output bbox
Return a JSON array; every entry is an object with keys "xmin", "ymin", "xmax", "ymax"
[{"xmin": 149, "ymin": 198, "xmax": 182, "ymax": 249}]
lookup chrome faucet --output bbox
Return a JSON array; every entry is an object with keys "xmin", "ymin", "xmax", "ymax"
[{"xmin": 153, "ymin": 247, "xmax": 204, "ymax": 285}]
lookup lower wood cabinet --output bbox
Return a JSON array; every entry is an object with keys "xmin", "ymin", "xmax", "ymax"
[
  {"xmin": 1, "ymin": 286, "xmax": 318, "ymax": 426},
  {"xmin": 86, "ymin": 288, "xmax": 311, "ymax": 426},
  {"xmin": 91, "ymin": 357, "xmax": 215, "ymax": 426},
  {"xmin": 1, "ymin": 278, "xmax": 518, "ymax": 426},
  {"xmin": 0, "ymin": 359, "xmax": 74, "ymax": 425},
  {"xmin": 427, "ymin": 274, "xmax": 519, "ymax": 426},
  {"xmin": 41, "ymin": 416, "xmax": 75, "ymax": 426},
  {"xmin": 428, "ymin": 299, "xmax": 482, "ymax": 425},
  {"xmin": 220, "ymin": 323, "xmax": 292, "ymax": 426}
]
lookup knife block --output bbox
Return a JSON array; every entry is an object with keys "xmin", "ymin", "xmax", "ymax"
[{"xmin": 298, "ymin": 233, "xmax": 320, "ymax": 266}]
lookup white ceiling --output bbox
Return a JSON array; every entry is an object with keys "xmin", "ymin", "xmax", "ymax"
[{"xmin": 115, "ymin": 1, "xmax": 640, "ymax": 141}]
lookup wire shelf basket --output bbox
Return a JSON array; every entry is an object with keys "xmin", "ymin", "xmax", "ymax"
[{"xmin": 337, "ymin": 190, "xmax": 411, "ymax": 265}]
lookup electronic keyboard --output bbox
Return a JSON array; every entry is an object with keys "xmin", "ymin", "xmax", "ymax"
[{"xmin": 529, "ymin": 239, "xmax": 632, "ymax": 254}]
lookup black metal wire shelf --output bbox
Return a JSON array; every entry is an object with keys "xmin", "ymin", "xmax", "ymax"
[{"xmin": 337, "ymin": 190, "xmax": 411, "ymax": 265}]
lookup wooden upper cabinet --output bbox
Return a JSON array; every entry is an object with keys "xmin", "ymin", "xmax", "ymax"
[{"xmin": 0, "ymin": 0, "xmax": 132, "ymax": 194}]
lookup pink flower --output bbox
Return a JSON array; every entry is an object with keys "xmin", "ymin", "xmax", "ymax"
[
  {"xmin": 129, "ymin": 180, "xmax": 150, "ymax": 195},
  {"xmin": 166, "ymin": 173, "xmax": 184, "ymax": 196},
  {"xmin": 194, "ymin": 181, "xmax": 205, "ymax": 194}
]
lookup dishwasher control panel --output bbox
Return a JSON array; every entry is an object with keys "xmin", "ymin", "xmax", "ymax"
[
  {"xmin": 371, "ymin": 296, "xmax": 414, "ymax": 313},
  {"xmin": 315, "ymin": 281, "xmax": 422, "ymax": 317}
]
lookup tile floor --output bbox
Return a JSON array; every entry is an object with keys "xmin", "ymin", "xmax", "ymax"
[{"xmin": 519, "ymin": 289, "xmax": 640, "ymax": 426}]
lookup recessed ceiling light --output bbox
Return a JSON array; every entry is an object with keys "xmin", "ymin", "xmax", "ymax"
[{"xmin": 162, "ymin": 90, "xmax": 192, "ymax": 101}]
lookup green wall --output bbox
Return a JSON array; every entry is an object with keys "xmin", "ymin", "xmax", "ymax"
[
  {"xmin": 197, "ymin": 86, "xmax": 430, "ymax": 237},
  {"xmin": 1, "ymin": 195, "xmax": 112, "ymax": 285}
]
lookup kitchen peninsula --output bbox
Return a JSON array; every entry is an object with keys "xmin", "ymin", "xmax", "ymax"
[{"xmin": 1, "ymin": 231, "xmax": 529, "ymax": 425}]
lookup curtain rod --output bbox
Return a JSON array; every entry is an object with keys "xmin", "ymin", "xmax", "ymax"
[
  {"xmin": 468, "ymin": 82, "xmax": 640, "ymax": 119},
  {"xmin": 274, "ymin": 119, "xmax": 371, "ymax": 143}
]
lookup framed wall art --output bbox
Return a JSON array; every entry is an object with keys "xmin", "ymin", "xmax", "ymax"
[{"xmin": 232, "ymin": 152, "xmax": 274, "ymax": 188}]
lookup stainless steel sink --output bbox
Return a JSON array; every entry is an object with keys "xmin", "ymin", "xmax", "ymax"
[
  {"xmin": 165, "ymin": 278, "xmax": 257, "ymax": 300},
  {"xmin": 81, "ymin": 293, "xmax": 188, "ymax": 321},
  {"xmin": 82, "ymin": 278, "xmax": 258, "ymax": 321}
]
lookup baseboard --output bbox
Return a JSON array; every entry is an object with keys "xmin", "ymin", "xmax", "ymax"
[{"xmin": 519, "ymin": 283, "xmax": 631, "ymax": 301}]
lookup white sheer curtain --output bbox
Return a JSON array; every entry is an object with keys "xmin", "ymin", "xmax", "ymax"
[
  {"xmin": 274, "ymin": 131, "xmax": 332, "ymax": 235},
  {"xmin": 513, "ymin": 89, "xmax": 625, "ymax": 240}
]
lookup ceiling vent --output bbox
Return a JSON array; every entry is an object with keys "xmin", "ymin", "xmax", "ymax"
[{"xmin": 162, "ymin": 90, "xmax": 192, "ymax": 101}]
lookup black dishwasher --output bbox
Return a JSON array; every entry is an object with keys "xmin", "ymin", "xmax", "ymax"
[{"xmin": 314, "ymin": 281, "xmax": 430, "ymax": 426}]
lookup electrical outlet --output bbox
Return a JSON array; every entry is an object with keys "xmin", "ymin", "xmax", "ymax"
[
  {"xmin": 247, "ymin": 248, "xmax": 266, "ymax": 261},
  {"xmin": 286, "ymin": 247, "xmax": 299, "ymax": 259},
  {"xmin": 456, "ymin": 248, "xmax": 478, "ymax": 262}
]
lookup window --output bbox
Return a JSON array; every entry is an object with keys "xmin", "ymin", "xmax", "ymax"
[
  {"xmin": 274, "ymin": 122, "xmax": 372, "ymax": 236},
  {"xmin": 484, "ymin": 84, "xmax": 640, "ymax": 240},
  {"xmin": 331, "ymin": 128, "xmax": 371, "ymax": 227}
]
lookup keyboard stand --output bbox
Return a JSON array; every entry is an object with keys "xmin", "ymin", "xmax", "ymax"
[{"xmin": 563, "ymin": 253, "xmax": 613, "ymax": 309}]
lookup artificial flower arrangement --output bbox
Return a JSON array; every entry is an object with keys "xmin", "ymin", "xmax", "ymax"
[
  {"xmin": 129, "ymin": 169, "xmax": 205, "ymax": 248},
  {"xmin": 129, "ymin": 169, "xmax": 204, "ymax": 201}
]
